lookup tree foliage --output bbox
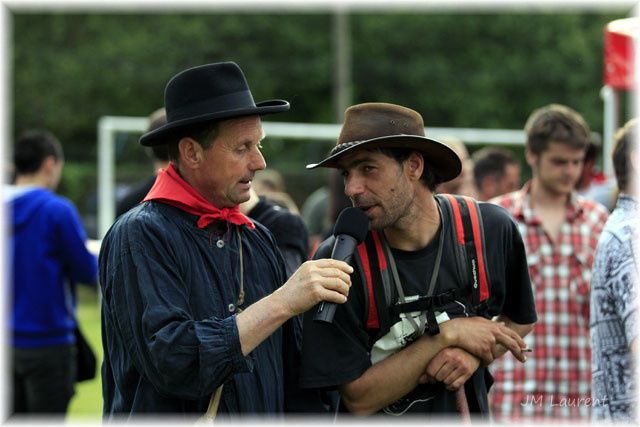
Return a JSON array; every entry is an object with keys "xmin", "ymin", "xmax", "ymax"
[
  {"xmin": 10, "ymin": 9, "xmax": 631, "ymax": 224},
  {"xmin": 351, "ymin": 12, "xmax": 624, "ymax": 130}
]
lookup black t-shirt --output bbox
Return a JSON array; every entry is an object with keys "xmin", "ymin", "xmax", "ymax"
[
  {"xmin": 248, "ymin": 197, "xmax": 309, "ymax": 278},
  {"xmin": 300, "ymin": 199, "xmax": 536, "ymax": 416}
]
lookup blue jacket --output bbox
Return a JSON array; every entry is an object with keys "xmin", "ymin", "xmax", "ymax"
[{"xmin": 9, "ymin": 186, "xmax": 98, "ymax": 348}]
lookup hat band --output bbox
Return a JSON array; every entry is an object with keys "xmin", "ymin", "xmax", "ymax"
[
  {"xmin": 329, "ymin": 140, "xmax": 365, "ymax": 156},
  {"xmin": 168, "ymin": 90, "xmax": 257, "ymax": 122}
]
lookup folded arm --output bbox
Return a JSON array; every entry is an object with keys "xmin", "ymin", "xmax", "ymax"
[
  {"xmin": 339, "ymin": 316, "xmax": 527, "ymax": 414},
  {"xmin": 422, "ymin": 314, "xmax": 534, "ymax": 390}
]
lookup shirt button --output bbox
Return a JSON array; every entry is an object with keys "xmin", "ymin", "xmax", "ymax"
[
  {"xmin": 228, "ymin": 303, "xmax": 235, "ymax": 312},
  {"xmin": 216, "ymin": 239, "xmax": 225, "ymax": 248}
]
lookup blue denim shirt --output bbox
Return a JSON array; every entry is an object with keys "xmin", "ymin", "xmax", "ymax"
[{"xmin": 99, "ymin": 201, "xmax": 290, "ymax": 419}]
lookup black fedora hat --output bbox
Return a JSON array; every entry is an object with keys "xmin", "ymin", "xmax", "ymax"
[
  {"xmin": 307, "ymin": 102, "xmax": 461, "ymax": 184},
  {"xmin": 140, "ymin": 62, "xmax": 290, "ymax": 146}
]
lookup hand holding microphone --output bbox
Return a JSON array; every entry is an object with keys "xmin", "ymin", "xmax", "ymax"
[
  {"xmin": 314, "ymin": 207, "xmax": 369, "ymax": 324},
  {"xmin": 272, "ymin": 207, "xmax": 368, "ymax": 320}
]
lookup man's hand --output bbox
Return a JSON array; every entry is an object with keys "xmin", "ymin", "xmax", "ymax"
[
  {"xmin": 237, "ymin": 259, "xmax": 352, "ymax": 356},
  {"xmin": 440, "ymin": 317, "xmax": 528, "ymax": 365},
  {"xmin": 273, "ymin": 259, "xmax": 353, "ymax": 316},
  {"xmin": 419, "ymin": 347, "xmax": 480, "ymax": 391}
]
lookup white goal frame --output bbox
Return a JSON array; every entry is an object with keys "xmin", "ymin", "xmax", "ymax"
[{"xmin": 98, "ymin": 116, "xmax": 530, "ymax": 238}]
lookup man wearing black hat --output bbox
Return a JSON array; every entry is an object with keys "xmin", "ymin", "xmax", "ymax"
[
  {"xmin": 99, "ymin": 62, "xmax": 353, "ymax": 418},
  {"xmin": 300, "ymin": 103, "xmax": 536, "ymax": 418}
]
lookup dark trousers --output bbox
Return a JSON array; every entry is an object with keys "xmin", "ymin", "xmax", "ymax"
[{"xmin": 12, "ymin": 344, "xmax": 76, "ymax": 416}]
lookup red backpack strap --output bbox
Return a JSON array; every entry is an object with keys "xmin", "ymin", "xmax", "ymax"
[
  {"xmin": 354, "ymin": 229, "xmax": 396, "ymax": 332},
  {"xmin": 459, "ymin": 196, "xmax": 490, "ymax": 302},
  {"xmin": 357, "ymin": 194, "xmax": 491, "ymax": 331},
  {"xmin": 355, "ymin": 241, "xmax": 379, "ymax": 330},
  {"xmin": 439, "ymin": 194, "xmax": 490, "ymax": 305}
]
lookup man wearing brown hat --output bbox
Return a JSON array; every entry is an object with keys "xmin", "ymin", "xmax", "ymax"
[
  {"xmin": 300, "ymin": 103, "xmax": 536, "ymax": 418},
  {"xmin": 99, "ymin": 62, "xmax": 353, "ymax": 418}
]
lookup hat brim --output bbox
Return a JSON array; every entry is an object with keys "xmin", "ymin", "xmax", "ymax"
[
  {"xmin": 306, "ymin": 135, "xmax": 462, "ymax": 184},
  {"xmin": 139, "ymin": 99, "xmax": 290, "ymax": 147}
]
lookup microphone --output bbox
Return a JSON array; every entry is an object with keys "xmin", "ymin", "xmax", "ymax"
[{"xmin": 314, "ymin": 207, "xmax": 369, "ymax": 324}]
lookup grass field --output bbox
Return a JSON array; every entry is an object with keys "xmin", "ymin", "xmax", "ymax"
[{"xmin": 67, "ymin": 286, "xmax": 103, "ymax": 421}]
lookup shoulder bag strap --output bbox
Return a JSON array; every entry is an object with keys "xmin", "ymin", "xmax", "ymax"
[{"xmin": 198, "ymin": 385, "xmax": 224, "ymax": 424}]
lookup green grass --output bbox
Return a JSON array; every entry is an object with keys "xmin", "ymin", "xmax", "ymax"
[{"xmin": 67, "ymin": 286, "xmax": 103, "ymax": 421}]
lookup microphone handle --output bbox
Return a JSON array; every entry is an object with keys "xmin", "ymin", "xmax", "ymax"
[
  {"xmin": 329, "ymin": 234, "xmax": 358, "ymax": 262},
  {"xmin": 314, "ymin": 234, "xmax": 358, "ymax": 324}
]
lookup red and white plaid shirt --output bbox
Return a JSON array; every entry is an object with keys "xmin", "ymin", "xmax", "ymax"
[{"xmin": 488, "ymin": 182, "xmax": 609, "ymax": 422}]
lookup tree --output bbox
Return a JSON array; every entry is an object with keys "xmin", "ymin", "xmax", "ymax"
[{"xmin": 11, "ymin": 9, "xmax": 630, "ymax": 224}]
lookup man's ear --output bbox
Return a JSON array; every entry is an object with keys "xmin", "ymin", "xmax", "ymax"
[
  {"xmin": 525, "ymin": 149, "xmax": 537, "ymax": 168},
  {"xmin": 40, "ymin": 155, "xmax": 57, "ymax": 174},
  {"xmin": 405, "ymin": 151, "xmax": 425, "ymax": 180},
  {"xmin": 178, "ymin": 137, "xmax": 203, "ymax": 169}
]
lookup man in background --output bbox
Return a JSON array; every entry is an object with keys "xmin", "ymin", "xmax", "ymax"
[
  {"xmin": 240, "ymin": 186, "xmax": 308, "ymax": 278},
  {"xmin": 590, "ymin": 118, "xmax": 638, "ymax": 423},
  {"xmin": 8, "ymin": 130, "xmax": 98, "ymax": 416},
  {"xmin": 435, "ymin": 136, "xmax": 477, "ymax": 197},
  {"xmin": 576, "ymin": 136, "xmax": 617, "ymax": 211},
  {"xmin": 489, "ymin": 104, "xmax": 609, "ymax": 422},
  {"xmin": 252, "ymin": 168, "xmax": 301, "ymax": 214},
  {"xmin": 116, "ymin": 108, "xmax": 170, "ymax": 216},
  {"xmin": 472, "ymin": 146, "xmax": 521, "ymax": 201},
  {"xmin": 301, "ymin": 169, "xmax": 351, "ymax": 256}
]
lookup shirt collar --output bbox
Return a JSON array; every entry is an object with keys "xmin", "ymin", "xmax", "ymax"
[
  {"xmin": 514, "ymin": 180, "xmax": 583, "ymax": 224},
  {"xmin": 617, "ymin": 193, "xmax": 639, "ymax": 211},
  {"xmin": 511, "ymin": 181, "xmax": 533, "ymax": 224}
]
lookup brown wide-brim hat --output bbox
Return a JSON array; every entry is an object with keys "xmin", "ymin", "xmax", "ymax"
[
  {"xmin": 307, "ymin": 103, "xmax": 462, "ymax": 184},
  {"xmin": 140, "ymin": 62, "xmax": 289, "ymax": 146}
]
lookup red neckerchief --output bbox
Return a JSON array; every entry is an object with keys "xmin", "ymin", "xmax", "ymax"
[{"xmin": 143, "ymin": 162, "xmax": 255, "ymax": 230}]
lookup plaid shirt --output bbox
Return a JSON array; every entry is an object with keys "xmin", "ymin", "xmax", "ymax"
[{"xmin": 488, "ymin": 182, "xmax": 609, "ymax": 422}]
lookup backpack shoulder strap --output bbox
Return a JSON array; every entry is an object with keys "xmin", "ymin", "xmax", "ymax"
[
  {"xmin": 436, "ymin": 194, "xmax": 490, "ymax": 305},
  {"xmin": 357, "ymin": 194, "xmax": 491, "ymax": 334},
  {"xmin": 354, "ymin": 239, "xmax": 379, "ymax": 330},
  {"xmin": 436, "ymin": 194, "xmax": 469, "ymax": 288},
  {"xmin": 356, "ymin": 230, "xmax": 394, "ymax": 333}
]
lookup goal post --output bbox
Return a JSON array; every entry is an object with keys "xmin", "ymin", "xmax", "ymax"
[{"xmin": 97, "ymin": 116, "xmax": 527, "ymax": 239}]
